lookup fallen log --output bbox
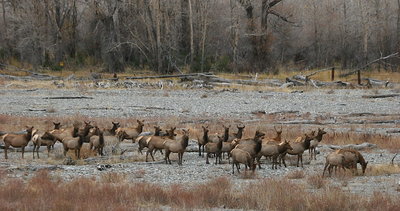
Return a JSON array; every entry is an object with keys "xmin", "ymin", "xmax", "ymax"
[
  {"xmin": 362, "ymin": 94, "xmax": 400, "ymax": 99},
  {"xmin": 44, "ymin": 96, "xmax": 94, "ymax": 100},
  {"xmin": 125, "ymin": 72, "xmax": 213, "ymax": 80},
  {"xmin": 285, "ymin": 77, "xmax": 305, "ymax": 86},
  {"xmin": 326, "ymin": 142, "xmax": 377, "ymax": 150},
  {"xmin": 387, "ymin": 129, "xmax": 400, "ymax": 134}
]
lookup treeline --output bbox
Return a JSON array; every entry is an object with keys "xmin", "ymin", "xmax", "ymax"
[{"xmin": 0, "ymin": 0, "xmax": 399, "ymax": 73}]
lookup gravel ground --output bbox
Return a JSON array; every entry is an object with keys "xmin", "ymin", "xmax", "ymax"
[
  {"xmin": 0, "ymin": 88, "xmax": 399, "ymax": 118},
  {"xmin": 1, "ymin": 86, "xmax": 400, "ymax": 197}
]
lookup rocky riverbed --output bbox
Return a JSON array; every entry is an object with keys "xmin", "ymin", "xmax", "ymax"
[{"xmin": 0, "ymin": 85, "xmax": 400, "ymax": 197}]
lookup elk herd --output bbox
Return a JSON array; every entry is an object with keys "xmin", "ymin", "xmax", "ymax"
[{"xmin": 0, "ymin": 120, "xmax": 369, "ymax": 176}]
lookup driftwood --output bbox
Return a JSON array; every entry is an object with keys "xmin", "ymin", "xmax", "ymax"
[
  {"xmin": 125, "ymin": 72, "xmax": 213, "ymax": 80},
  {"xmin": 391, "ymin": 153, "xmax": 398, "ymax": 165},
  {"xmin": 44, "ymin": 96, "xmax": 94, "ymax": 100},
  {"xmin": 364, "ymin": 78, "xmax": 390, "ymax": 87},
  {"xmin": 362, "ymin": 94, "xmax": 400, "ymax": 99},
  {"xmin": 285, "ymin": 77, "xmax": 305, "ymax": 86},
  {"xmin": 326, "ymin": 142, "xmax": 377, "ymax": 150},
  {"xmin": 0, "ymin": 63, "xmax": 61, "ymax": 80},
  {"xmin": 288, "ymin": 75, "xmax": 351, "ymax": 87},
  {"xmin": 339, "ymin": 52, "xmax": 399, "ymax": 77},
  {"xmin": 387, "ymin": 129, "xmax": 400, "ymax": 134}
]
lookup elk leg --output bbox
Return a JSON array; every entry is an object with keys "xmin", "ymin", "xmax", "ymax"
[
  {"xmin": 22, "ymin": 147, "xmax": 25, "ymax": 159},
  {"xmin": 4, "ymin": 146, "xmax": 8, "ymax": 159},
  {"xmin": 32, "ymin": 145, "xmax": 36, "ymax": 159},
  {"xmin": 323, "ymin": 163, "xmax": 329, "ymax": 176},
  {"xmin": 256, "ymin": 155, "xmax": 262, "ymax": 169},
  {"xmin": 198, "ymin": 144, "xmax": 202, "ymax": 156},
  {"xmin": 47, "ymin": 146, "xmax": 51, "ymax": 157},
  {"xmin": 236, "ymin": 163, "xmax": 240, "ymax": 174},
  {"xmin": 206, "ymin": 152, "xmax": 210, "ymax": 164},
  {"xmin": 300, "ymin": 154, "xmax": 303, "ymax": 167},
  {"xmin": 232, "ymin": 162, "xmax": 235, "ymax": 174},
  {"xmin": 37, "ymin": 145, "xmax": 40, "ymax": 159}
]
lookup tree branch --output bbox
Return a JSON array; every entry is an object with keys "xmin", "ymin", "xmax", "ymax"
[
  {"xmin": 268, "ymin": 0, "xmax": 283, "ymax": 8},
  {"xmin": 269, "ymin": 10, "xmax": 296, "ymax": 24},
  {"xmin": 340, "ymin": 52, "xmax": 399, "ymax": 77}
]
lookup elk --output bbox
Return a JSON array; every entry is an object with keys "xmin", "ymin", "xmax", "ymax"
[
  {"xmin": 89, "ymin": 126, "xmax": 105, "ymax": 156},
  {"xmin": 225, "ymin": 125, "xmax": 245, "ymax": 142},
  {"xmin": 231, "ymin": 148, "xmax": 256, "ymax": 174},
  {"xmin": 256, "ymin": 140, "xmax": 293, "ymax": 169},
  {"xmin": 262, "ymin": 126, "xmax": 283, "ymax": 144},
  {"xmin": 32, "ymin": 131, "xmax": 59, "ymax": 159},
  {"xmin": 309, "ymin": 128, "xmax": 327, "ymax": 160},
  {"xmin": 137, "ymin": 125, "xmax": 163, "ymax": 154},
  {"xmin": 103, "ymin": 122, "xmax": 120, "ymax": 136},
  {"xmin": 335, "ymin": 149, "xmax": 368, "ymax": 175},
  {"xmin": 285, "ymin": 133, "xmax": 314, "ymax": 167},
  {"xmin": 233, "ymin": 130, "xmax": 265, "ymax": 163},
  {"xmin": 145, "ymin": 127, "xmax": 176, "ymax": 162},
  {"xmin": 2, "ymin": 126, "xmax": 34, "ymax": 159},
  {"xmin": 205, "ymin": 136, "xmax": 224, "ymax": 164},
  {"xmin": 198, "ymin": 126, "xmax": 218, "ymax": 157},
  {"xmin": 62, "ymin": 135, "xmax": 85, "ymax": 159},
  {"xmin": 323, "ymin": 151, "xmax": 346, "ymax": 176},
  {"xmin": 48, "ymin": 121, "xmax": 92, "ymax": 142},
  {"xmin": 163, "ymin": 129, "xmax": 190, "ymax": 165},
  {"xmin": 116, "ymin": 120, "xmax": 144, "ymax": 142},
  {"xmin": 53, "ymin": 122, "xmax": 62, "ymax": 129}
]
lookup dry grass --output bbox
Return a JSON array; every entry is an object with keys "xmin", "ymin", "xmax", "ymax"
[
  {"xmin": 365, "ymin": 164, "xmax": 400, "ymax": 176},
  {"xmin": 307, "ymin": 174, "xmax": 327, "ymax": 189},
  {"xmin": 286, "ymin": 170, "xmax": 305, "ymax": 179},
  {"xmin": 0, "ymin": 171, "xmax": 399, "ymax": 210}
]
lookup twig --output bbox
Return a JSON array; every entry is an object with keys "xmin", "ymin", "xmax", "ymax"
[{"xmin": 391, "ymin": 153, "xmax": 398, "ymax": 165}]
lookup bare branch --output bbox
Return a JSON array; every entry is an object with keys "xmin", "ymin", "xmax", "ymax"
[{"xmin": 269, "ymin": 10, "xmax": 296, "ymax": 24}]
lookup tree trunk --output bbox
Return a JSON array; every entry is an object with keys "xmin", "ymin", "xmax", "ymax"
[
  {"xmin": 200, "ymin": 1, "xmax": 209, "ymax": 72},
  {"xmin": 180, "ymin": 0, "xmax": 190, "ymax": 60},
  {"xmin": 155, "ymin": 0, "xmax": 162, "ymax": 73},
  {"xmin": 230, "ymin": 0, "xmax": 240, "ymax": 73},
  {"xmin": 188, "ymin": 0, "xmax": 194, "ymax": 68},
  {"xmin": 341, "ymin": 0, "xmax": 348, "ymax": 69},
  {"xmin": 359, "ymin": 0, "xmax": 369, "ymax": 65}
]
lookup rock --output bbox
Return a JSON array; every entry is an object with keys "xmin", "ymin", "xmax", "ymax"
[
  {"xmin": 65, "ymin": 74, "xmax": 75, "ymax": 81},
  {"xmin": 63, "ymin": 156, "xmax": 76, "ymax": 165}
]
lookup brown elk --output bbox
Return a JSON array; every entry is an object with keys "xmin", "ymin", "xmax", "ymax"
[
  {"xmin": 285, "ymin": 133, "xmax": 314, "ymax": 167},
  {"xmin": 309, "ymin": 128, "xmax": 327, "ymax": 160},
  {"xmin": 62, "ymin": 135, "xmax": 85, "ymax": 159},
  {"xmin": 48, "ymin": 121, "xmax": 92, "ymax": 142},
  {"xmin": 335, "ymin": 149, "xmax": 368, "ymax": 175},
  {"xmin": 233, "ymin": 130, "xmax": 265, "ymax": 164},
  {"xmin": 2, "ymin": 126, "xmax": 34, "ymax": 159},
  {"xmin": 323, "ymin": 151, "xmax": 346, "ymax": 176},
  {"xmin": 137, "ymin": 125, "xmax": 164, "ymax": 154},
  {"xmin": 262, "ymin": 126, "xmax": 283, "ymax": 144},
  {"xmin": 256, "ymin": 140, "xmax": 293, "ymax": 169},
  {"xmin": 103, "ymin": 122, "xmax": 120, "ymax": 136},
  {"xmin": 205, "ymin": 136, "xmax": 224, "ymax": 164},
  {"xmin": 163, "ymin": 129, "xmax": 190, "ymax": 165},
  {"xmin": 116, "ymin": 120, "xmax": 144, "ymax": 142},
  {"xmin": 232, "ymin": 125, "xmax": 245, "ymax": 140},
  {"xmin": 231, "ymin": 148, "xmax": 256, "ymax": 174},
  {"xmin": 89, "ymin": 126, "xmax": 105, "ymax": 156},
  {"xmin": 198, "ymin": 126, "xmax": 218, "ymax": 157},
  {"xmin": 53, "ymin": 122, "xmax": 62, "ymax": 129},
  {"xmin": 145, "ymin": 127, "xmax": 176, "ymax": 162},
  {"xmin": 32, "ymin": 131, "xmax": 59, "ymax": 159}
]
